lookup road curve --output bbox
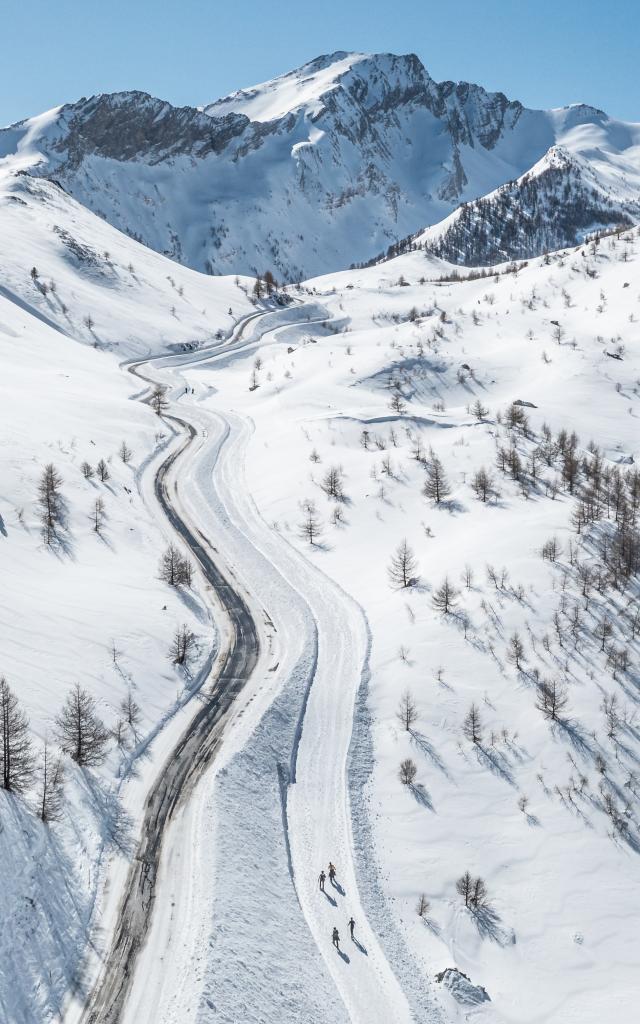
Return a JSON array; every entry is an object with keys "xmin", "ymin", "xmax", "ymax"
[{"xmin": 81, "ymin": 398, "xmax": 260, "ymax": 1023}]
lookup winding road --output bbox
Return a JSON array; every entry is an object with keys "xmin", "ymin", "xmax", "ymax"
[
  {"xmin": 79, "ymin": 302, "xmax": 419, "ymax": 1024},
  {"xmin": 81, "ymin": 317, "xmax": 268, "ymax": 1022}
]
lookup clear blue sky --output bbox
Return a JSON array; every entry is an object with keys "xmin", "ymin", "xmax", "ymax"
[{"xmin": 3, "ymin": 0, "xmax": 638, "ymax": 126}]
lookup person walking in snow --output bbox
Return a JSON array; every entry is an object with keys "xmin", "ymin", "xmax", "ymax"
[
  {"xmin": 328, "ymin": 862, "xmax": 336, "ymax": 885},
  {"xmin": 319, "ymin": 870, "xmax": 326, "ymax": 892},
  {"xmin": 332, "ymin": 927, "xmax": 340, "ymax": 949},
  {"xmin": 348, "ymin": 917, "xmax": 355, "ymax": 940}
]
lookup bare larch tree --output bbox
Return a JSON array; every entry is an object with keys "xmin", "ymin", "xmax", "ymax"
[
  {"xmin": 37, "ymin": 738, "xmax": 65, "ymax": 822},
  {"xmin": 397, "ymin": 690, "xmax": 418, "ymax": 731},
  {"xmin": 55, "ymin": 683, "xmax": 109, "ymax": 766},
  {"xmin": 388, "ymin": 539, "xmax": 419, "ymax": 588},
  {"xmin": 463, "ymin": 702, "xmax": 483, "ymax": 744},
  {"xmin": 0, "ymin": 676, "xmax": 34, "ymax": 793},
  {"xmin": 170, "ymin": 624, "xmax": 197, "ymax": 666},
  {"xmin": 423, "ymin": 451, "xmax": 451, "ymax": 504}
]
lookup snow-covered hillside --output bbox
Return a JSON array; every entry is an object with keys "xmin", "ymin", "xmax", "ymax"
[
  {"xmin": 419, "ymin": 142, "xmax": 640, "ymax": 266},
  {"xmin": 0, "ymin": 170, "xmax": 254, "ymax": 358},
  {"xmin": 0, "ymin": 169, "xmax": 258, "ymax": 1020},
  {"xmin": 2, "ymin": 51, "xmax": 639, "ymax": 279},
  {"xmin": 163, "ymin": 228, "xmax": 639, "ymax": 1023}
]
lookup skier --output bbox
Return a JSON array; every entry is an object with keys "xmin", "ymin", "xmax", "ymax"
[
  {"xmin": 328, "ymin": 862, "xmax": 336, "ymax": 884},
  {"xmin": 348, "ymin": 917, "xmax": 355, "ymax": 940},
  {"xmin": 319, "ymin": 870, "xmax": 326, "ymax": 892},
  {"xmin": 332, "ymin": 927, "xmax": 340, "ymax": 949}
]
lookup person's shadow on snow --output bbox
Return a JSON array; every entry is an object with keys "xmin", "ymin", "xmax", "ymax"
[
  {"xmin": 353, "ymin": 937, "xmax": 368, "ymax": 955},
  {"xmin": 331, "ymin": 878, "xmax": 346, "ymax": 897},
  {"xmin": 322, "ymin": 890, "xmax": 337, "ymax": 907},
  {"xmin": 337, "ymin": 948, "xmax": 350, "ymax": 964}
]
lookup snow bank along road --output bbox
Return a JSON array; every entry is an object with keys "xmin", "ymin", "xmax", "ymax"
[
  {"xmin": 80, "ymin": 318, "xmax": 267, "ymax": 1023},
  {"xmin": 81, "ymin": 304, "xmax": 417, "ymax": 1024}
]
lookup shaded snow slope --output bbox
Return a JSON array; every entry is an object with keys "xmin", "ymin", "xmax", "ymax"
[{"xmin": 0, "ymin": 171, "xmax": 254, "ymax": 358}]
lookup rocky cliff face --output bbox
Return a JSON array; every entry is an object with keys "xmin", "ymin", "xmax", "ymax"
[
  {"xmin": 1, "ymin": 51, "xmax": 638, "ymax": 278},
  {"xmin": 50, "ymin": 91, "xmax": 249, "ymax": 166}
]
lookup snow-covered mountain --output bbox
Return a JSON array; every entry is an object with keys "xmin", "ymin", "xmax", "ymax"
[{"xmin": 2, "ymin": 51, "xmax": 639, "ymax": 279}]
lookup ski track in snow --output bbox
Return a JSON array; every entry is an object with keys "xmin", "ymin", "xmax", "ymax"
[{"xmin": 105, "ymin": 305, "xmax": 432, "ymax": 1023}]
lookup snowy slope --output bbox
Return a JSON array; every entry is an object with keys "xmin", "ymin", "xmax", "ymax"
[
  {"xmin": 419, "ymin": 140, "xmax": 640, "ymax": 266},
  {"xmin": 0, "ymin": 173, "xmax": 259, "ymax": 1020},
  {"xmin": 1, "ymin": 51, "xmax": 638, "ymax": 280},
  {"xmin": 163, "ymin": 229, "xmax": 640, "ymax": 1023},
  {"xmin": 0, "ymin": 170, "xmax": 254, "ymax": 358}
]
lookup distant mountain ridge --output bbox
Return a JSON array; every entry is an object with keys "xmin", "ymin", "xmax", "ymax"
[{"xmin": 1, "ymin": 51, "xmax": 639, "ymax": 278}]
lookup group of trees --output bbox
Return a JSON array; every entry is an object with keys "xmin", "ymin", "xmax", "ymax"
[
  {"xmin": 37, "ymin": 443, "xmax": 135, "ymax": 544},
  {"xmin": 81, "ymin": 457, "xmax": 112, "ymax": 481},
  {"xmin": 0, "ymin": 677, "xmax": 108, "ymax": 822},
  {"xmin": 456, "ymin": 871, "xmax": 489, "ymax": 910},
  {"xmin": 423, "ymin": 162, "xmax": 631, "ymax": 267},
  {"xmin": 495, "ymin": 410, "xmax": 640, "ymax": 584},
  {"xmin": 252, "ymin": 270, "xmax": 278, "ymax": 300}
]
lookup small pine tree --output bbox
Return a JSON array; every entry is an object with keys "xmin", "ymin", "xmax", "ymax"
[
  {"xmin": 119, "ymin": 441, "xmax": 133, "ymax": 464},
  {"xmin": 399, "ymin": 758, "xmax": 418, "ymax": 785},
  {"xmin": 463, "ymin": 703, "xmax": 483, "ymax": 744},
  {"xmin": 388, "ymin": 539, "xmax": 418, "ymax": 588},
  {"xmin": 456, "ymin": 871, "xmax": 474, "ymax": 907},
  {"xmin": 159, "ymin": 544, "xmax": 193, "ymax": 587},
  {"xmin": 119, "ymin": 692, "xmax": 141, "ymax": 737},
  {"xmin": 471, "ymin": 399, "xmax": 489, "ymax": 421},
  {"xmin": 432, "ymin": 577, "xmax": 459, "ymax": 614},
  {"xmin": 37, "ymin": 463, "xmax": 64, "ymax": 544},
  {"xmin": 471, "ymin": 467, "xmax": 494, "ymax": 502},
  {"xmin": 416, "ymin": 894, "xmax": 430, "ymax": 917},
  {"xmin": 0, "ymin": 677, "xmax": 34, "ymax": 793},
  {"xmin": 423, "ymin": 451, "xmax": 451, "ymax": 504},
  {"xmin": 507, "ymin": 632, "xmax": 525, "ymax": 670},
  {"xmin": 170, "ymin": 624, "xmax": 197, "ymax": 666},
  {"xmin": 150, "ymin": 385, "xmax": 169, "ymax": 416},
  {"xmin": 91, "ymin": 497, "xmax": 107, "ymax": 533},
  {"xmin": 299, "ymin": 501, "xmax": 323, "ymax": 545},
  {"xmin": 55, "ymin": 684, "xmax": 109, "ymax": 766},
  {"xmin": 322, "ymin": 466, "xmax": 344, "ymax": 500},
  {"xmin": 37, "ymin": 738, "xmax": 65, "ymax": 822},
  {"xmin": 535, "ymin": 679, "xmax": 568, "ymax": 721},
  {"xmin": 397, "ymin": 690, "xmax": 418, "ymax": 731}
]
